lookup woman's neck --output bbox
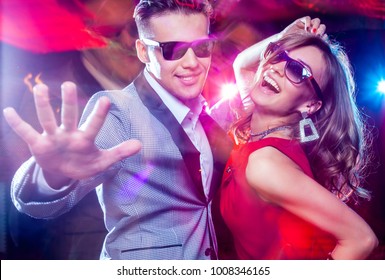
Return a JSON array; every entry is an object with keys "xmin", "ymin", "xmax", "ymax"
[{"xmin": 250, "ymin": 113, "xmax": 294, "ymax": 140}]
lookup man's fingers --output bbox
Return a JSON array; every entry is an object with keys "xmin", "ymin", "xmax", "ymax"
[
  {"xmin": 33, "ymin": 83, "xmax": 58, "ymax": 134},
  {"xmin": 61, "ymin": 82, "xmax": 79, "ymax": 131},
  {"xmin": 89, "ymin": 140, "xmax": 142, "ymax": 174},
  {"xmin": 80, "ymin": 96, "xmax": 111, "ymax": 141},
  {"xmin": 3, "ymin": 107, "xmax": 41, "ymax": 146},
  {"xmin": 117, "ymin": 139, "xmax": 142, "ymax": 159},
  {"xmin": 103, "ymin": 139, "xmax": 142, "ymax": 167}
]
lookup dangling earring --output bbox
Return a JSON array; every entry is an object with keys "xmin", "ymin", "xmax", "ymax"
[{"xmin": 299, "ymin": 111, "xmax": 319, "ymax": 143}]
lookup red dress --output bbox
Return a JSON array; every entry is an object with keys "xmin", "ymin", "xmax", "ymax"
[{"xmin": 220, "ymin": 137, "xmax": 335, "ymax": 259}]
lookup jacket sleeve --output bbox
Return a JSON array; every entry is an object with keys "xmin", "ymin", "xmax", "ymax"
[
  {"xmin": 10, "ymin": 157, "xmax": 109, "ymax": 219},
  {"xmin": 10, "ymin": 91, "xmax": 122, "ymax": 219}
]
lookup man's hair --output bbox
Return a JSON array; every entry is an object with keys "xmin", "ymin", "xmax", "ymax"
[{"xmin": 133, "ymin": 0, "xmax": 214, "ymax": 38}]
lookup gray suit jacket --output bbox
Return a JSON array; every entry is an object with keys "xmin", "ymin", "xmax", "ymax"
[{"xmin": 11, "ymin": 72, "xmax": 233, "ymax": 259}]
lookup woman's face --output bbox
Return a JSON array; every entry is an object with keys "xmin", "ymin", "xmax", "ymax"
[{"xmin": 251, "ymin": 45, "xmax": 326, "ymax": 118}]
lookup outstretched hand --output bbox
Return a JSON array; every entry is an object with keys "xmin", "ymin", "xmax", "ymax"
[
  {"xmin": 280, "ymin": 16, "xmax": 327, "ymax": 40},
  {"xmin": 3, "ymin": 82, "xmax": 142, "ymax": 188}
]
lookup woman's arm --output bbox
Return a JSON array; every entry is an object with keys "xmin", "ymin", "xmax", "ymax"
[{"xmin": 246, "ymin": 147, "xmax": 378, "ymax": 259}]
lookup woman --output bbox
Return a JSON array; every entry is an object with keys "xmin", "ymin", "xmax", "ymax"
[{"xmin": 219, "ymin": 17, "xmax": 378, "ymax": 260}]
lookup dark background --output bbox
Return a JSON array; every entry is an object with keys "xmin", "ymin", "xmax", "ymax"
[{"xmin": 1, "ymin": 0, "xmax": 384, "ymax": 259}]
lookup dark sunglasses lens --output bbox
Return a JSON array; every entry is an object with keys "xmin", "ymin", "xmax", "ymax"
[
  {"xmin": 193, "ymin": 40, "xmax": 214, "ymax": 58},
  {"xmin": 286, "ymin": 60, "xmax": 307, "ymax": 83},
  {"xmin": 162, "ymin": 42, "xmax": 187, "ymax": 60},
  {"xmin": 162, "ymin": 40, "xmax": 214, "ymax": 60}
]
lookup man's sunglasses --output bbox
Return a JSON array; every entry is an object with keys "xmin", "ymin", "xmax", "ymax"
[
  {"xmin": 264, "ymin": 42, "xmax": 323, "ymax": 100},
  {"xmin": 142, "ymin": 38, "xmax": 216, "ymax": 61}
]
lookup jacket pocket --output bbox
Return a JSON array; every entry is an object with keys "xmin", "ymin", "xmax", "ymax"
[{"xmin": 119, "ymin": 239, "xmax": 183, "ymax": 260}]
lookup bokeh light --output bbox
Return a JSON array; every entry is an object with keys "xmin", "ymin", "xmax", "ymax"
[
  {"xmin": 377, "ymin": 79, "xmax": 385, "ymax": 95},
  {"xmin": 220, "ymin": 83, "xmax": 238, "ymax": 99}
]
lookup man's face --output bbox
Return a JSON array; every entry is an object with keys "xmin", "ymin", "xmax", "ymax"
[{"xmin": 136, "ymin": 12, "xmax": 212, "ymax": 103}]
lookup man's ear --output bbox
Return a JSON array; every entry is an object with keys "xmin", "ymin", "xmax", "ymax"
[{"xmin": 136, "ymin": 39, "xmax": 150, "ymax": 63}]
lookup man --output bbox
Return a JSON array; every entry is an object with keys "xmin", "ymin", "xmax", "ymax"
[
  {"xmin": 3, "ymin": 0, "xmax": 233, "ymax": 260},
  {"xmin": 1, "ymin": 1, "xmax": 143, "ymax": 259}
]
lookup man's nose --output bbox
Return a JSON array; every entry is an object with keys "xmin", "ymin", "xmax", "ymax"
[{"xmin": 180, "ymin": 48, "xmax": 200, "ymax": 67}]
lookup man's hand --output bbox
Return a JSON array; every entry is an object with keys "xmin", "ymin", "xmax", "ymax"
[{"xmin": 3, "ymin": 82, "xmax": 142, "ymax": 188}]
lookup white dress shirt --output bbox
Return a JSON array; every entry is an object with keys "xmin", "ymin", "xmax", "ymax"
[{"xmin": 144, "ymin": 70, "xmax": 213, "ymax": 197}]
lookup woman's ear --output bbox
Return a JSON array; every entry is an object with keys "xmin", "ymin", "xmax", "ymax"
[
  {"xmin": 299, "ymin": 99, "xmax": 322, "ymax": 115},
  {"xmin": 308, "ymin": 100, "xmax": 323, "ymax": 115},
  {"xmin": 136, "ymin": 39, "xmax": 150, "ymax": 63}
]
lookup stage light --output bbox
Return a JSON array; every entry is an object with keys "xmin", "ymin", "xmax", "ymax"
[
  {"xmin": 220, "ymin": 83, "xmax": 238, "ymax": 99},
  {"xmin": 208, "ymin": 83, "xmax": 239, "ymax": 115},
  {"xmin": 377, "ymin": 79, "xmax": 385, "ymax": 95}
]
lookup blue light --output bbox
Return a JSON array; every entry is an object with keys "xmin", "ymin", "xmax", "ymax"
[{"xmin": 377, "ymin": 79, "xmax": 385, "ymax": 95}]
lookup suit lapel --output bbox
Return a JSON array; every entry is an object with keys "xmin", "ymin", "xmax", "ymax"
[{"xmin": 133, "ymin": 73, "xmax": 205, "ymax": 199}]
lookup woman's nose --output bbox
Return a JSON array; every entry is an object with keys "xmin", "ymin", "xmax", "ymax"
[{"xmin": 269, "ymin": 63, "xmax": 284, "ymax": 77}]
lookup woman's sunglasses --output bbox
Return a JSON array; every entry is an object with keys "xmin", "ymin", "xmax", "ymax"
[
  {"xmin": 142, "ymin": 38, "xmax": 215, "ymax": 61},
  {"xmin": 264, "ymin": 42, "xmax": 323, "ymax": 100}
]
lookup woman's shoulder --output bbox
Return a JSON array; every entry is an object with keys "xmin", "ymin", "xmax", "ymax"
[
  {"xmin": 246, "ymin": 137, "xmax": 312, "ymax": 175},
  {"xmin": 246, "ymin": 140, "xmax": 293, "ymax": 179},
  {"xmin": 246, "ymin": 138, "xmax": 311, "ymax": 185},
  {"xmin": 247, "ymin": 142, "xmax": 294, "ymax": 172},
  {"xmin": 246, "ymin": 142, "xmax": 315, "ymax": 205}
]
